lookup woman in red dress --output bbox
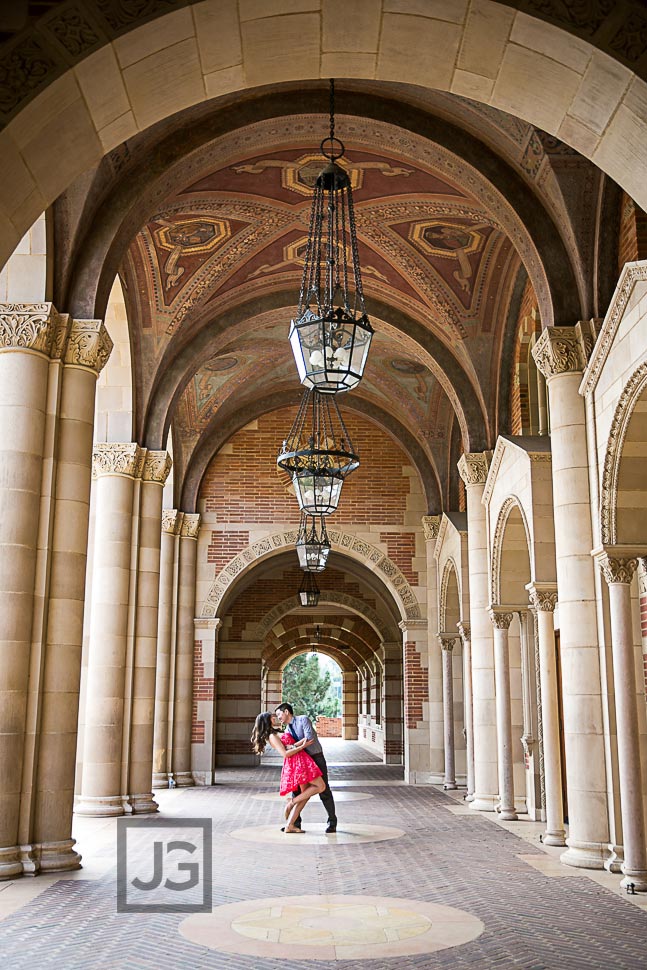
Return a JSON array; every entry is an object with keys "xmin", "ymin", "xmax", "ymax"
[{"xmin": 251, "ymin": 712, "xmax": 325, "ymax": 833}]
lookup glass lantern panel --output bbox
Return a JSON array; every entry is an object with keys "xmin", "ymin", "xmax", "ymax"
[{"xmin": 292, "ymin": 472, "xmax": 343, "ymax": 515}]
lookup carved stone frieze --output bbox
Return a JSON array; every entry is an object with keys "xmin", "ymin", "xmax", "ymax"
[
  {"xmin": 457, "ymin": 451, "xmax": 492, "ymax": 486},
  {"xmin": 161, "ymin": 509, "xmax": 182, "ymax": 535},
  {"xmin": 0, "ymin": 303, "xmax": 64, "ymax": 356},
  {"xmin": 421, "ymin": 514, "xmax": 442, "ymax": 541},
  {"xmin": 597, "ymin": 555, "xmax": 639, "ymax": 586},
  {"xmin": 532, "ymin": 322, "xmax": 593, "ymax": 379},
  {"xmin": 488, "ymin": 609, "xmax": 514, "ymax": 629},
  {"xmin": 142, "ymin": 450, "xmax": 172, "ymax": 484},
  {"xmin": 65, "ymin": 319, "xmax": 113, "ymax": 374},
  {"xmin": 181, "ymin": 513, "xmax": 201, "ymax": 539},
  {"xmin": 92, "ymin": 442, "xmax": 142, "ymax": 479}
]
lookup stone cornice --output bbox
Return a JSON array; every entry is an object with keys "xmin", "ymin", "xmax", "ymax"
[
  {"xmin": 457, "ymin": 451, "xmax": 493, "ymax": 486},
  {"xmin": 581, "ymin": 262, "xmax": 647, "ymax": 397},
  {"xmin": 525, "ymin": 582, "xmax": 558, "ymax": 613},
  {"xmin": 596, "ymin": 553, "xmax": 639, "ymax": 586},
  {"xmin": 92, "ymin": 442, "xmax": 143, "ymax": 479},
  {"xmin": 194, "ymin": 617, "xmax": 221, "ymax": 632},
  {"xmin": 399, "ymin": 619, "xmax": 428, "ymax": 635},
  {"xmin": 0, "ymin": 303, "xmax": 67, "ymax": 357},
  {"xmin": 421, "ymin": 514, "xmax": 442, "ymax": 541},
  {"xmin": 161, "ymin": 509, "xmax": 183, "ymax": 535},
  {"xmin": 142, "ymin": 450, "xmax": 172, "ymax": 485},
  {"xmin": 488, "ymin": 608, "xmax": 514, "ymax": 629},
  {"xmin": 65, "ymin": 319, "xmax": 113, "ymax": 375},
  {"xmin": 532, "ymin": 321, "xmax": 597, "ymax": 379},
  {"xmin": 180, "ymin": 513, "xmax": 201, "ymax": 539}
]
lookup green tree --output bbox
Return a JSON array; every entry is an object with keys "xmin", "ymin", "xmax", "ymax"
[{"xmin": 282, "ymin": 654, "xmax": 340, "ymax": 720}]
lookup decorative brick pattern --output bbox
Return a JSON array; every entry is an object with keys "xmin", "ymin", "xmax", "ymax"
[
  {"xmin": 191, "ymin": 641, "xmax": 214, "ymax": 745},
  {"xmin": 207, "ymin": 529, "xmax": 249, "ymax": 569},
  {"xmin": 404, "ymin": 641, "xmax": 427, "ymax": 729},
  {"xmin": 379, "ymin": 531, "xmax": 417, "ymax": 584}
]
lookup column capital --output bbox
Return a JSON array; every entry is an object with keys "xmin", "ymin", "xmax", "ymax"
[
  {"xmin": 596, "ymin": 553, "xmax": 639, "ymax": 586},
  {"xmin": 65, "ymin": 319, "xmax": 113, "ymax": 375},
  {"xmin": 438, "ymin": 635, "xmax": 455, "ymax": 651},
  {"xmin": 142, "ymin": 450, "xmax": 172, "ymax": 485},
  {"xmin": 161, "ymin": 509, "xmax": 183, "ymax": 535},
  {"xmin": 180, "ymin": 513, "xmax": 201, "ymax": 539},
  {"xmin": 0, "ymin": 302, "xmax": 68, "ymax": 357},
  {"xmin": 421, "ymin": 515, "xmax": 442, "ymax": 541},
  {"xmin": 525, "ymin": 582, "xmax": 558, "ymax": 612},
  {"xmin": 457, "ymin": 621, "xmax": 471, "ymax": 643},
  {"xmin": 488, "ymin": 608, "xmax": 514, "ymax": 629},
  {"xmin": 457, "ymin": 451, "xmax": 493, "ymax": 486},
  {"xmin": 531, "ymin": 321, "xmax": 595, "ymax": 379},
  {"xmin": 92, "ymin": 443, "xmax": 144, "ymax": 479}
]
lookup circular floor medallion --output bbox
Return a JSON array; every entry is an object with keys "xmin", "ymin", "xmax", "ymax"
[
  {"xmin": 229, "ymin": 822, "xmax": 404, "ymax": 845},
  {"xmin": 251, "ymin": 791, "xmax": 373, "ymax": 803},
  {"xmin": 179, "ymin": 894, "xmax": 484, "ymax": 960}
]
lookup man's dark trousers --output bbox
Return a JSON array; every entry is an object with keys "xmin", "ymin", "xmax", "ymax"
[{"xmin": 292, "ymin": 752, "xmax": 336, "ymax": 824}]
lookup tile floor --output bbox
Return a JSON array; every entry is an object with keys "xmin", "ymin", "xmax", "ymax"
[{"xmin": 0, "ymin": 740, "xmax": 646, "ymax": 969}]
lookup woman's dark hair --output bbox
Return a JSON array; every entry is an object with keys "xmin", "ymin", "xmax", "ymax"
[{"xmin": 251, "ymin": 712, "xmax": 277, "ymax": 754}]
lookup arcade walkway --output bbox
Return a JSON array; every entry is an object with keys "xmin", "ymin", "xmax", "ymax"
[{"xmin": 1, "ymin": 741, "xmax": 646, "ymax": 969}]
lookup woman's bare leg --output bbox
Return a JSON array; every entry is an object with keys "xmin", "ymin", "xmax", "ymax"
[{"xmin": 285, "ymin": 778, "xmax": 326, "ymax": 832}]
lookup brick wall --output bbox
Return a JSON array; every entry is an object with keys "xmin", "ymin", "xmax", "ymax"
[
  {"xmin": 199, "ymin": 407, "xmax": 418, "ymax": 525},
  {"xmin": 380, "ymin": 531, "xmax": 418, "ymax": 584},
  {"xmin": 192, "ymin": 641, "xmax": 214, "ymax": 744},
  {"xmin": 403, "ymin": 641, "xmax": 427, "ymax": 729},
  {"xmin": 618, "ymin": 192, "xmax": 647, "ymax": 273},
  {"xmin": 316, "ymin": 716, "xmax": 342, "ymax": 737},
  {"xmin": 207, "ymin": 529, "xmax": 249, "ymax": 570},
  {"xmin": 509, "ymin": 278, "xmax": 541, "ymax": 435}
]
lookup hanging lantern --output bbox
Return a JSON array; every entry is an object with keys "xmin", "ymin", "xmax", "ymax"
[
  {"xmin": 296, "ymin": 513, "xmax": 330, "ymax": 572},
  {"xmin": 277, "ymin": 388, "xmax": 358, "ymax": 516},
  {"xmin": 297, "ymin": 571, "xmax": 320, "ymax": 608},
  {"xmin": 289, "ymin": 79, "xmax": 373, "ymax": 394}
]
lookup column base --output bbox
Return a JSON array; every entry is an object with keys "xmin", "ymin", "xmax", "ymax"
[
  {"xmin": 129, "ymin": 793, "xmax": 159, "ymax": 814},
  {"xmin": 37, "ymin": 839, "xmax": 82, "ymax": 873},
  {"xmin": 443, "ymin": 781, "xmax": 458, "ymax": 790},
  {"xmin": 604, "ymin": 844, "xmax": 624, "ymax": 873},
  {"xmin": 498, "ymin": 808, "xmax": 519, "ymax": 821},
  {"xmin": 74, "ymin": 794, "xmax": 126, "ymax": 817},
  {"xmin": 542, "ymin": 830, "xmax": 567, "ymax": 847},
  {"xmin": 464, "ymin": 792, "xmax": 475, "ymax": 803},
  {"xmin": 621, "ymin": 868, "xmax": 647, "ymax": 892},
  {"xmin": 174, "ymin": 772, "xmax": 194, "ymax": 788},
  {"xmin": 469, "ymin": 794, "xmax": 498, "ymax": 812},
  {"xmin": 560, "ymin": 839, "xmax": 607, "ymax": 870},
  {"xmin": 0, "ymin": 846, "xmax": 23, "ymax": 880},
  {"xmin": 152, "ymin": 772, "xmax": 170, "ymax": 789}
]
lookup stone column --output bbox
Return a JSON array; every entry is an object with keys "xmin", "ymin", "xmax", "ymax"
[
  {"xmin": 191, "ymin": 618, "xmax": 220, "ymax": 785},
  {"xmin": 458, "ymin": 452, "xmax": 498, "ymax": 811},
  {"xmin": 527, "ymin": 583, "xmax": 566, "ymax": 846},
  {"xmin": 534, "ymin": 325, "xmax": 609, "ymax": 867},
  {"xmin": 266, "ymin": 669, "xmax": 283, "ymax": 712},
  {"xmin": 383, "ymin": 643, "xmax": 403, "ymax": 763},
  {"xmin": 423, "ymin": 515, "xmax": 444, "ymax": 783},
  {"xmin": 172, "ymin": 513, "xmax": 200, "ymax": 786},
  {"xmin": 128, "ymin": 452, "xmax": 171, "ymax": 812},
  {"xmin": 598, "ymin": 555, "xmax": 647, "ymax": 891},
  {"xmin": 458, "ymin": 622, "xmax": 475, "ymax": 800},
  {"xmin": 76, "ymin": 444, "xmax": 143, "ymax": 816},
  {"xmin": 30, "ymin": 321, "xmax": 112, "ymax": 869},
  {"xmin": 342, "ymin": 670, "xmax": 359, "ymax": 739},
  {"xmin": 439, "ymin": 636, "xmax": 457, "ymax": 789},
  {"xmin": 400, "ymin": 619, "xmax": 431, "ymax": 783},
  {"xmin": 153, "ymin": 510, "xmax": 182, "ymax": 788},
  {"xmin": 489, "ymin": 610, "xmax": 518, "ymax": 820}
]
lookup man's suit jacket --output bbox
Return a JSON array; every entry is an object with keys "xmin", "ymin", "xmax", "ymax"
[{"xmin": 288, "ymin": 714, "xmax": 323, "ymax": 756}]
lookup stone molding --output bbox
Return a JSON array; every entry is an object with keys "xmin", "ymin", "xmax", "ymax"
[
  {"xmin": 201, "ymin": 528, "xmax": 422, "ymax": 621},
  {"xmin": 65, "ymin": 319, "xmax": 113, "ymax": 375},
  {"xmin": 439, "ymin": 557, "xmax": 460, "ymax": 630},
  {"xmin": 421, "ymin": 515, "xmax": 442, "ymax": 541},
  {"xmin": 600, "ymin": 359, "xmax": 647, "ymax": 545},
  {"xmin": 457, "ymin": 451, "xmax": 492, "ymax": 486},
  {"xmin": 161, "ymin": 509, "xmax": 183, "ymax": 535},
  {"xmin": 92, "ymin": 442, "xmax": 142, "ymax": 479},
  {"xmin": 597, "ymin": 554, "xmax": 638, "ymax": 586},
  {"xmin": 142, "ymin": 450, "xmax": 172, "ymax": 485},
  {"xmin": 457, "ymin": 622, "xmax": 471, "ymax": 643},
  {"xmin": 532, "ymin": 321, "xmax": 596, "ymax": 379},
  {"xmin": 526, "ymin": 583, "xmax": 558, "ymax": 612},
  {"xmin": 399, "ymin": 618, "xmax": 428, "ymax": 634},
  {"xmin": 581, "ymin": 262, "xmax": 647, "ymax": 397},
  {"xmin": 438, "ymin": 635, "xmax": 456, "ymax": 651},
  {"xmin": 180, "ymin": 513, "xmax": 201, "ymax": 539},
  {"xmin": 194, "ymin": 617, "xmax": 221, "ymax": 632},
  {"xmin": 488, "ymin": 609, "xmax": 514, "ymax": 629}
]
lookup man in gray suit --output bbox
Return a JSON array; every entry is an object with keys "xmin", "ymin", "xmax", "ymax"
[{"xmin": 275, "ymin": 702, "xmax": 337, "ymax": 833}]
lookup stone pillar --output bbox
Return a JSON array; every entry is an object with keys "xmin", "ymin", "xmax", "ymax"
[
  {"xmin": 172, "ymin": 513, "xmax": 200, "ymax": 786},
  {"xmin": 534, "ymin": 326, "xmax": 609, "ymax": 867},
  {"xmin": 383, "ymin": 643, "xmax": 403, "ymax": 763},
  {"xmin": 489, "ymin": 610, "xmax": 518, "ymax": 820},
  {"xmin": 76, "ymin": 444, "xmax": 143, "ymax": 816},
  {"xmin": 527, "ymin": 583, "xmax": 566, "ymax": 846},
  {"xmin": 128, "ymin": 452, "xmax": 172, "ymax": 812},
  {"xmin": 30, "ymin": 321, "xmax": 112, "ymax": 870},
  {"xmin": 400, "ymin": 619, "xmax": 431, "ymax": 783},
  {"xmin": 423, "ymin": 515, "xmax": 444, "ymax": 783},
  {"xmin": 266, "ymin": 669, "xmax": 282, "ymax": 712},
  {"xmin": 153, "ymin": 510, "xmax": 182, "ymax": 788},
  {"xmin": 458, "ymin": 622, "xmax": 475, "ymax": 800},
  {"xmin": 597, "ymin": 555, "xmax": 647, "ymax": 891},
  {"xmin": 191, "ymin": 618, "xmax": 220, "ymax": 785},
  {"xmin": 458, "ymin": 452, "xmax": 498, "ymax": 811},
  {"xmin": 439, "ymin": 636, "xmax": 457, "ymax": 789},
  {"xmin": 342, "ymin": 670, "xmax": 359, "ymax": 739}
]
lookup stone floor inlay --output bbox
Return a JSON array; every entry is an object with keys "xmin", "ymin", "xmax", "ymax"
[
  {"xmin": 251, "ymin": 790, "xmax": 373, "ymax": 802},
  {"xmin": 179, "ymin": 893, "xmax": 484, "ymax": 959},
  {"xmin": 230, "ymin": 822, "xmax": 404, "ymax": 844}
]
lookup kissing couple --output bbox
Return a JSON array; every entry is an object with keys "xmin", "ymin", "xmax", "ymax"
[{"xmin": 251, "ymin": 702, "xmax": 338, "ymax": 834}]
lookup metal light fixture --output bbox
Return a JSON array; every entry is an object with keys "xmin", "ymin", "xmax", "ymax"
[
  {"xmin": 296, "ymin": 512, "xmax": 331, "ymax": 572},
  {"xmin": 289, "ymin": 78, "xmax": 373, "ymax": 394},
  {"xmin": 298, "ymin": 571, "xmax": 320, "ymax": 608},
  {"xmin": 277, "ymin": 388, "xmax": 358, "ymax": 516}
]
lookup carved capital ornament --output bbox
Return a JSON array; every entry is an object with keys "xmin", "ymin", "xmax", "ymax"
[
  {"xmin": 457, "ymin": 451, "xmax": 492, "ymax": 486},
  {"xmin": 161, "ymin": 509, "xmax": 182, "ymax": 535},
  {"xmin": 65, "ymin": 319, "xmax": 113, "ymax": 375},
  {"xmin": 488, "ymin": 609, "xmax": 514, "ymax": 630},
  {"xmin": 181, "ymin": 513, "xmax": 201, "ymax": 539},
  {"xmin": 142, "ymin": 450, "xmax": 172, "ymax": 484},
  {"xmin": 532, "ymin": 321, "xmax": 595, "ymax": 380},
  {"xmin": 597, "ymin": 555, "xmax": 638, "ymax": 586},
  {"xmin": 526, "ymin": 584, "xmax": 558, "ymax": 613},
  {"xmin": 421, "ymin": 515, "xmax": 441, "ymax": 541},
  {"xmin": 92, "ymin": 443, "xmax": 143, "ymax": 479}
]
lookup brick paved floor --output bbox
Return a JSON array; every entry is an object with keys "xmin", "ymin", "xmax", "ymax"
[{"xmin": 1, "ymin": 741, "xmax": 646, "ymax": 969}]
